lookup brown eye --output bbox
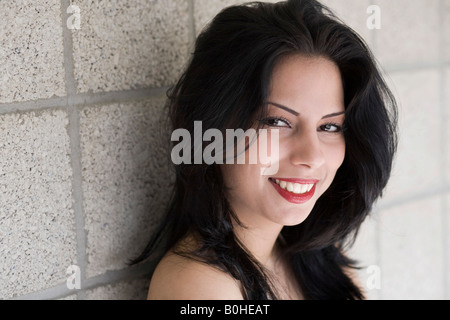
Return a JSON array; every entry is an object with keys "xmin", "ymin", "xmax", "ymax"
[
  {"xmin": 319, "ymin": 123, "xmax": 343, "ymax": 133},
  {"xmin": 259, "ymin": 116, "xmax": 291, "ymax": 128}
]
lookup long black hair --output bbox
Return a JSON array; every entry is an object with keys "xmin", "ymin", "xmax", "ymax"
[{"xmin": 132, "ymin": 0, "xmax": 398, "ymax": 300}]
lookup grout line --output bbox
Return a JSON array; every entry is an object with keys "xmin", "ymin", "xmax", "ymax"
[
  {"xmin": 442, "ymin": 195, "xmax": 449, "ymax": 300},
  {"xmin": 61, "ymin": 0, "xmax": 87, "ymax": 300},
  {"xmin": 0, "ymin": 87, "xmax": 169, "ymax": 115},
  {"xmin": 375, "ymin": 211, "xmax": 382, "ymax": 300},
  {"xmin": 375, "ymin": 184, "xmax": 450, "ymax": 212},
  {"xmin": 369, "ymin": 0, "xmax": 377, "ymax": 54},
  {"xmin": 69, "ymin": 87, "xmax": 169, "ymax": 106},
  {"xmin": 441, "ymin": 193, "xmax": 449, "ymax": 300},
  {"xmin": 0, "ymin": 97, "xmax": 70, "ymax": 114},
  {"xmin": 10, "ymin": 283, "xmax": 75, "ymax": 301},
  {"xmin": 188, "ymin": 0, "xmax": 197, "ymax": 45},
  {"xmin": 438, "ymin": 0, "xmax": 449, "ymax": 300},
  {"xmin": 81, "ymin": 259, "xmax": 155, "ymax": 293},
  {"xmin": 61, "ymin": 0, "xmax": 77, "ymax": 96},
  {"xmin": 4, "ymin": 0, "xmax": 446, "ymax": 301},
  {"xmin": 67, "ymin": 105, "xmax": 88, "ymax": 300},
  {"xmin": 368, "ymin": 0, "xmax": 382, "ymax": 301},
  {"xmin": 10, "ymin": 259, "xmax": 156, "ymax": 300},
  {"xmin": 368, "ymin": 208, "xmax": 382, "ymax": 300}
]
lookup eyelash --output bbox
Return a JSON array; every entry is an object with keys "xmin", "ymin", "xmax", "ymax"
[
  {"xmin": 259, "ymin": 116, "xmax": 344, "ymax": 134},
  {"xmin": 259, "ymin": 115, "xmax": 291, "ymax": 128}
]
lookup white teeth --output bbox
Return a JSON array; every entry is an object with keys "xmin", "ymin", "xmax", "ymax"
[
  {"xmin": 286, "ymin": 182, "xmax": 294, "ymax": 192},
  {"xmin": 299, "ymin": 184, "xmax": 306, "ymax": 194},
  {"xmin": 272, "ymin": 179, "xmax": 314, "ymax": 195}
]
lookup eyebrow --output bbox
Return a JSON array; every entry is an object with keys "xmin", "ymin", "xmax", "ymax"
[
  {"xmin": 266, "ymin": 101, "xmax": 299, "ymax": 116},
  {"xmin": 266, "ymin": 101, "xmax": 345, "ymax": 119},
  {"xmin": 322, "ymin": 111, "xmax": 346, "ymax": 119}
]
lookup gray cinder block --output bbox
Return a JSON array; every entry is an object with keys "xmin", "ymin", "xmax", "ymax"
[
  {"xmin": 71, "ymin": 0, "xmax": 191, "ymax": 93},
  {"xmin": 0, "ymin": 109, "xmax": 76, "ymax": 299},
  {"xmin": 0, "ymin": 1, "xmax": 66, "ymax": 103},
  {"xmin": 79, "ymin": 98, "xmax": 174, "ymax": 278}
]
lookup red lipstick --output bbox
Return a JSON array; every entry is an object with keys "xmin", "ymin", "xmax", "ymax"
[{"xmin": 269, "ymin": 178, "xmax": 318, "ymax": 204}]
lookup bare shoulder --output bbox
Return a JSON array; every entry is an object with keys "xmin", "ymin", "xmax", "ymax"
[{"xmin": 147, "ymin": 251, "xmax": 244, "ymax": 300}]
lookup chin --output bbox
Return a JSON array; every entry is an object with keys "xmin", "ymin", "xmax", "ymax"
[{"xmin": 273, "ymin": 207, "xmax": 313, "ymax": 227}]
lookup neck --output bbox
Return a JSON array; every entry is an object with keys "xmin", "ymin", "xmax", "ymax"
[{"xmin": 232, "ymin": 219, "xmax": 283, "ymax": 269}]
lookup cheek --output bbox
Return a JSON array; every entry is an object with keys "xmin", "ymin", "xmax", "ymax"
[
  {"xmin": 220, "ymin": 164, "xmax": 240, "ymax": 190},
  {"xmin": 220, "ymin": 163, "xmax": 261, "ymax": 197},
  {"xmin": 327, "ymin": 139, "xmax": 346, "ymax": 172}
]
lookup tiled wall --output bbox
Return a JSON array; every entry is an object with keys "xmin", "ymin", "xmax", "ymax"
[
  {"xmin": 0, "ymin": 0, "xmax": 448, "ymax": 300},
  {"xmin": 336, "ymin": 0, "xmax": 450, "ymax": 300}
]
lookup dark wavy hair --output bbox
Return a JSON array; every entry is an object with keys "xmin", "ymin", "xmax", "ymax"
[{"xmin": 132, "ymin": 0, "xmax": 398, "ymax": 300}]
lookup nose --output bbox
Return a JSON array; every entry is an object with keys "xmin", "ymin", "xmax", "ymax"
[{"xmin": 289, "ymin": 129, "xmax": 326, "ymax": 169}]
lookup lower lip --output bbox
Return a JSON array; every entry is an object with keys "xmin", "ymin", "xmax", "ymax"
[{"xmin": 269, "ymin": 179, "xmax": 316, "ymax": 204}]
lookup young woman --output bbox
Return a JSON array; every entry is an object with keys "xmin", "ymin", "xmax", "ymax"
[{"xmin": 132, "ymin": 0, "xmax": 398, "ymax": 300}]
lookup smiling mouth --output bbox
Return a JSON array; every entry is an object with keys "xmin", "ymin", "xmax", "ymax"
[
  {"xmin": 268, "ymin": 177, "xmax": 318, "ymax": 204},
  {"xmin": 269, "ymin": 178, "xmax": 316, "ymax": 195}
]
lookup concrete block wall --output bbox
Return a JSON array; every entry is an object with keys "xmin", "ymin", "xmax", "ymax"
[{"xmin": 0, "ymin": 0, "xmax": 448, "ymax": 300}]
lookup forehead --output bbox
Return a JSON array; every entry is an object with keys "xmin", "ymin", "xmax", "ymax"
[{"xmin": 268, "ymin": 55, "xmax": 345, "ymax": 115}]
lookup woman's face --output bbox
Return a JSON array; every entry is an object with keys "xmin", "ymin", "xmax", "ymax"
[{"xmin": 221, "ymin": 55, "xmax": 346, "ymax": 230}]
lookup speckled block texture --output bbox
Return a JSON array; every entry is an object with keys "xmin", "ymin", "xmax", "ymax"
[
  {"xmin": 446, "ymin": 68, "xmax": 450, "ymax": 183},
  {"xmin": 320, "ymin": 0, "xmax": 372, "ymax": 43},
  {"xmin": 194, "ymin": 0, "xmax": 277, "ymax": 35},
  {"xmin": 347, "ymin": 217, "xmax": 379, "ymax": 300},
  {"xmin": 446, "ymin": 0, "xmax": 450, "ymax": 62},
  {"xmin": 71, "ymin": 0, "xmax": 191, "ymax": 93},
  {"xmin": 0, "ymin": 0, "xmax": 449, "ymax": 301},
  {"xmin": 447, "ymin": 194, "xmax": 450, "ymax": 294},
  {"xmin": 0, "ymin": 0, "xmax": 66, "ymax": 103},
  {"xmin": 0, "ymin": 110, "xmax": 76, "ymax": 299},
  {"xmin": 373, "ymin": 0, "xmax": 440, "ymax": 68},
  {"xmin": 379, "ymin": 196, "xmax": 445, "ymax": 299},
  {"xmin": 380, "ymin": 69, "xmax": 441, "ymax": 204},
  {"xmin": 194, "ymin": 0, "xmax": 371, "ymax": 43},
  {"xmin": 79, "ymin": 97, "xmax": 174, "ymax": 278}
]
